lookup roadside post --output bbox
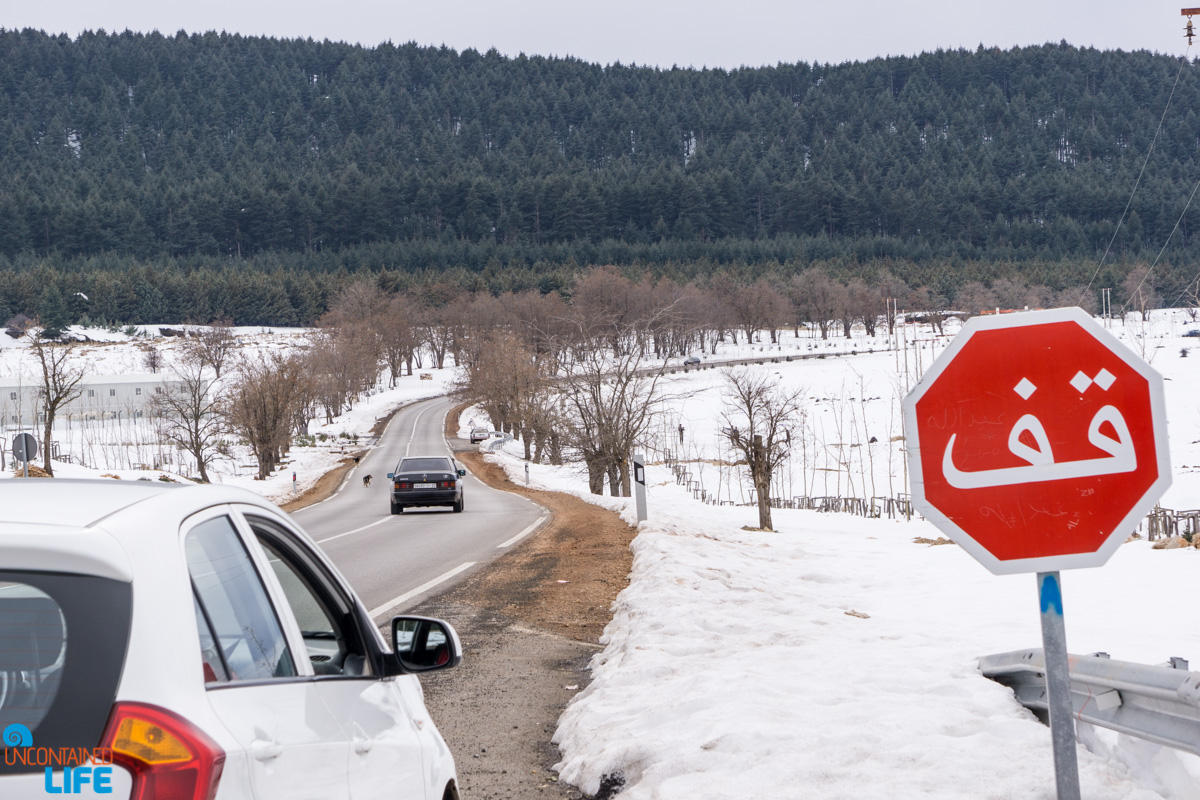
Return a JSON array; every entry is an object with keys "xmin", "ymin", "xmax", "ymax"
[
  {"xmin": 524, "ymin": 463, "xmax": 530, "ymax": 485},
  {"xmin": 12, "ymin": 433, "xmax": 38, "ymax": 479},
  {"xmin": 902, "ymin": 307, "xmax": 1171, "ymax": 800},
  {"xmin": 633, "ymin": 453, "xmax": 647, "ymax": 522},
  {"xmin": 292, "ymin": 471, "xmax": 297, "ymax": 494}
]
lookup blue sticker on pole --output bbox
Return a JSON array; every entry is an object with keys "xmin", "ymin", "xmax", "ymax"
[{"xmin": 1039, "ymin": 573, "xmax": 1064, "ymax": 615}]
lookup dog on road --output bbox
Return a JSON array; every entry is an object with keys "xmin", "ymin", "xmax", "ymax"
[{"xmin": 362, "ymin": 474, "xmax": 372, "ymax": 487}]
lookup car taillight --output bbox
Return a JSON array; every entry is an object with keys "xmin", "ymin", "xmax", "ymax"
[
  {"xmin": 439, "ymin": 480, "xmax": 453, "ymax": 488},
  {"xmin": 397, "ymin": 482, "xmax": 409, "ymax": 489},
  {"xmin": 100, "ymin": 702, "xmax": 225, "ymax": 800}
]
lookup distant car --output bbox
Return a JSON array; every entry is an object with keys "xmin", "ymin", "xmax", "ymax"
[
  {"xmin": 683, "ymin": 355, "xmax": 701, "ymax": 365},
  {"xmin": 470, "ymin": 427, "xmax": 490, "ymax": 443},
  {"xmin": 1184, "ymin": 329, "xmax": 1200, "ymax": 338},
  {"xmin": 388, "ymin": 456, "xmax": 466, "ymax": 514},
  {"xmin": 0, "ymin": 480, "xmax": 462, "ymax": 800}
]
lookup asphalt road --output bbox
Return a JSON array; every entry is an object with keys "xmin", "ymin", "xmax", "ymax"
[{"xmin": 291, "ymin": 396, "xmax": 546, "ymax": 619}]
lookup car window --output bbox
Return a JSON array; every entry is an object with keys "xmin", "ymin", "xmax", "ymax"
[
  {"xmin": 0, "ymin": 572, "xmax": 131, "ymax": 774},
  {"xmin": 0, "ymin": 583, "xmax": 66, "ymax": 734},
  {"xmin": 248, "ymin": 516, "xmax": 373, "ymax": 679},
  {"xmin": 398, "ymin": 458, "xmax": 452, "ymax": 472},
  {"xmin": 194, "ymin": 595, "xmax": 230, "ymax": 683},
  {"xmin": 186, "ymin": 516, "xmax": 296, "ymax": 683}
]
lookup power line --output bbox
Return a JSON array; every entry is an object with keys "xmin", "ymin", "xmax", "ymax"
[{"xmin": 1075, "ymin": 49, "xmax": 1190, "ymax": 306}]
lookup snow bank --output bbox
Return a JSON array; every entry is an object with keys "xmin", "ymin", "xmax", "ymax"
[{"xmin": 478, "ymin": 308, "xmax": 1200, "ymax": 797}]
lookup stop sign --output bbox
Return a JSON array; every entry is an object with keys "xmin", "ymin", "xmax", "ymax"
[{"xmin": 903, "ymin": 307, "xmax": 1171, "ymax": 575}]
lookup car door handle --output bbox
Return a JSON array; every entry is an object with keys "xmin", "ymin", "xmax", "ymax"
[
  {"xmin": 352, "ymin": 735, "xmax": 373, "ymax": 755},
  {"xmin": 251, "ymin": 739, "xmax": 283, "ymax": 761}
]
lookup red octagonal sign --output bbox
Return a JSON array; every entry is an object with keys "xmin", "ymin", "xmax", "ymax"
[{"xmin": 903, "ymin": 307, "xmax": 1171, "ymax": 575}]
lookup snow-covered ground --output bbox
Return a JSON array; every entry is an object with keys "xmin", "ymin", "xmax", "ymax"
[
  {"xmin": 0, "ymin": 324, "xmax": 455, "ymax": 500},
  {"xmin": 8, "ymin": 311, "xmax": 1200, "ymax": 795},
  {"xmin": 473, "ymin": 308, "xmax": 1200, "ymax": 799}
]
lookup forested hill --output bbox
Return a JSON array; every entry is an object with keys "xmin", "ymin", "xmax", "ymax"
[{"xmin": 3, "ymin": 29, "xmax": 1200, "ymax": 323}]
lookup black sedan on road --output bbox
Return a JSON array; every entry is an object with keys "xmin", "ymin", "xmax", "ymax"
[{"xmin": 388, "ymin": 456, "xmax": 466, "ymax": 514}]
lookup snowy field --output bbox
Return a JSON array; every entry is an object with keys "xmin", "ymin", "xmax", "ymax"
[
  {"xmin": 472, "ymin": 308, "xmax": 1200, "ymax": 800},
  {"xmin": 6, "ymin": 310, "xmax": 1200, "ymax": 796},
  {"xmin": 0, "ymin": 324, "xmax": 455, "ymax": 500}
]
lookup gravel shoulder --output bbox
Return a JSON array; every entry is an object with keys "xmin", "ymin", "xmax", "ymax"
[{"xmin": 402, "ymin": 408, "xmax": 637, "ymax": 799}]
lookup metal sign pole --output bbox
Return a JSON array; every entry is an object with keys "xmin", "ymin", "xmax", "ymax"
[
  {"xmin": 1037, "ymin": 571, "xmax": 1081, "ymax": 800},
  {"xmin": 633, "ymin": 453, "xmax": 647, "ymax": 522}
]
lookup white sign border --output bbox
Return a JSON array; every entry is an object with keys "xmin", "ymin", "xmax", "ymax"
[{"xmin": 902, "ymin": 307, "xmax": 1172, "ymax": 575}]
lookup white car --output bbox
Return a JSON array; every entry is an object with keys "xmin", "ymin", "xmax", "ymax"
[{"xmin": 0, "ymin": 480, "xmax": 462, "ymax": 800}]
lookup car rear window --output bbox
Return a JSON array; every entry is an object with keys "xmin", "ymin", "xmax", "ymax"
[
  {"xmin": 398, "ymin": 458, "xmax": 452, "ymax": 472},
  {"xmin": 0, "ymin": 572, "xmax": 131, "ymax": 774}
]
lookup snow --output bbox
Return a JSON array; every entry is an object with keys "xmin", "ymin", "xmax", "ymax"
[
  {"xmin": 0, "ymin": 324, "xmax": 457, "ymax": 501},
  {"xmin": 475, "ymin": 308, "xmax": 1200, "ymax": 799},
  {"xmin": 8, "ymin": 310, "xmax": 1200, "ymax": 796}
]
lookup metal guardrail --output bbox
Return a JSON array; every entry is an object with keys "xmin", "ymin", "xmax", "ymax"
[
  {"xmin": 487, "ymin": 432, "xmax": 513, "ymax": 452},
  {"xmin": 978, "ymin": 649, "xmax": 1200, "ymax": 756}
]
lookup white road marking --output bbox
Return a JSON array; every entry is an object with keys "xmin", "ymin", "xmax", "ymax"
[
  {"xmin": 497, "ymin": 514, "xmax": 548, "ymax": 548},
  {"xmin": 369, "ymin": 562, "xmax": 476, "ymax": 620},
  {"xmin": 297, "ymin": 400, "xmax": 426, "ymax": 512},
  {"xmin": 315, "ymin": 516, "xmax": 393, "ymax": 543},
  {"xmin": 441, "ymin": 407, "xmax": 453, "ymax": 454},
  {"xmin": 405, "ymin": 405, "xmax": 430, "ymax": 457}
]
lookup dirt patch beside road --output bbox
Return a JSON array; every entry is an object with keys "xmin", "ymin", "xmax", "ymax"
[
  {"xmin": 406, "ymin": 406, "xmax": 636, "ymax": 798},
  {"xmin": 278, "ymin": 454, "xmax": 362, "ymax": 512}
]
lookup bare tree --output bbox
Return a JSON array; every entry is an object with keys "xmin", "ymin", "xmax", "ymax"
[
  {"xmin": 226, "ymin": 352, "xmax": 308, "ymax": 480},
  {"xmin": 142, "ymin": 346, "xmax": 163, "ymax": 374},
  {"xmin": 152, "ymin": 359, "xmax": 225, "ymax": 482},
  {"xmin": 30, "ymin": 333, "xmax": 86, "ymax": 476},
  {"xmin": 187, "ymin": 319, "xmax": 237, "ymax": 379},
  {"xmin": 955, "ymin": 281, "xmax": 998, "ymax": 317},
  {"xmin": 1183, "ymin": 278, "xmax": 1200, "ymax": 322},
  {"xmin": 721, "ymin": 369, "xmax": 805, "ymax": 531},
  {"xmin": 558, "ymin": 309, "xmax": 679, "ymax": 496},
  {"xmin": 1122, "ymin": 265, "xmax": 1159, "ymax": 322},
  {"xmin": 457, "ymin": 332, "xmax": 559, "ymax": 461},
  {"xmin": 727, "ymin": 279, "xmax": 789, "ymax": 345},
  {"xmin": 790, "ymin": 268, "xmax": 841, "ymax": 340},
  {"xmin": 379, "ymin": 294, "xmax": 420, "ymax": 385}
]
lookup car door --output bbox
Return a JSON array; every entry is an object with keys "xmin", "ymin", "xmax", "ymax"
[
  {"xmin": 182, "ymin": 507, "xmax": 350, "ymax": 800},
  {"xmin": 238, "ymin": 510, "xmax": 430, "ymax": 800}
]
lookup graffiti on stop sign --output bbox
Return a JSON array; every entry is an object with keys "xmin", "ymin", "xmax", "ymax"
[{"xmin": 904, "ymin": 307, "xmax": 1170, "ymax": 575}]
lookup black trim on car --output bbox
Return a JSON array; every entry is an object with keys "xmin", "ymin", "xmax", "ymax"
[{"xmin": 0, "ymin": 570, "xmax": 133, "ymax": 774}]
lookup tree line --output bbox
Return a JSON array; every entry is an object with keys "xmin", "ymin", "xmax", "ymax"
[
  {"xmin": 5, "ymin": 29, "xmax": 1200, "ymax": 296},
  {"xmin": 6, "ymin": 252, "xmax": 1181, "ymax": 335}
]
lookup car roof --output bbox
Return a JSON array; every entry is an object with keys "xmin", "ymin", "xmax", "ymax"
[{"xmin": 0, "ymin": 479, "xmax": 183, "ymax": 528}]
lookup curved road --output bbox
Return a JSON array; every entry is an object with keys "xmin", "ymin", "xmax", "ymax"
[{"xmin": 292, "ymin": 396, "xmax": 545, "ymax": 619}]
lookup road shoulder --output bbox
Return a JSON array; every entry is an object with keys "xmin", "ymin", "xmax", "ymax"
[{"xmin": 407, "ymin": 407, "xmax": 637, "ymax": 798}]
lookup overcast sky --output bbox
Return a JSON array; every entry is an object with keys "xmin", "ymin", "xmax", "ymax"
[{"xmin": 3, "ymin": 1, "xmax": 1193, "ymax": 68}]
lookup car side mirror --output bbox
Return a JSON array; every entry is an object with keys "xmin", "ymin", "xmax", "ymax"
[
  {"xmin": 391, "ymin": 616, "xmax": 462, "ymax": 673},
  {"xmin": 457, "ymin": 469, "xmax": 466, "ymax": 477},
  {"xmin": 387, "ymin": 473, "xmax": 394, "ymax": 479}
]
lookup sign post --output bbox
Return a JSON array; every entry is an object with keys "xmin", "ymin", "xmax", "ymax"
[
  {"xmin": 1037, "ymin": 571, "xmax": 1079, "ymax": 799},
  {"xmin": 633, "ymin": 453, "xmax": 647, "ymax": 522},
  {"xmin": 903, "ymin": 307, "xmax": 1171, "ymax": 799},
  {"xmin": 12, "ymin": 433, "xmax": 38, "ymax": 479}
]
